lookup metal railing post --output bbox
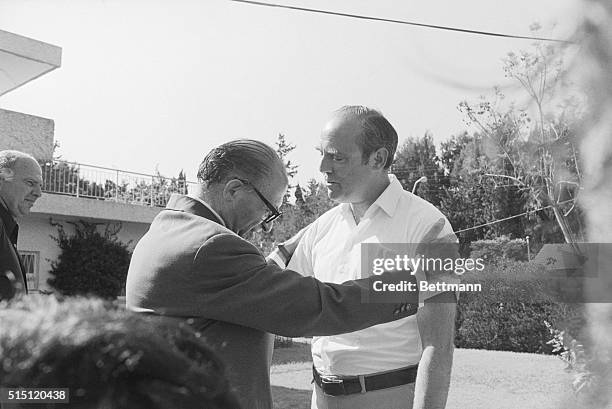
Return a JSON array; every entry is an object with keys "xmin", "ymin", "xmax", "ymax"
[
  {"xmin": 150, "ymin": 176, "xmax": 154, "ymax": 206},
  {"xmin": 75, "ymin": 164, "xmax": 80, "ymax": 198},
  {"xmin": 115, "ymin": 170, "xmax": 119, "ymax": 201}
]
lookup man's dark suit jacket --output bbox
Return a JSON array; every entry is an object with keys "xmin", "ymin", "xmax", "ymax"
[
  {"xmin": 126, "ymin": 194, "xmax": 417, "ymax": 409},
  {"xmin": 0, "ymin": 202, "xmax": 27, "ymax": 300}
]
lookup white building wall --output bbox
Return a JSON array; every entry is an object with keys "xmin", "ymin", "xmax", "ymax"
[{"xmin": 0, "ymin": 109, "xmax": 55, "ymax": 160}]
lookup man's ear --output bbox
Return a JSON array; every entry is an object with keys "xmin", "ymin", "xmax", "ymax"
[
  {"xmin": 369, "ymin": 148, "xmax": 389, "ymax": 170},
  {"xmin": 221, "ymin": 179, "xmax": 244, "ymax": 201}
]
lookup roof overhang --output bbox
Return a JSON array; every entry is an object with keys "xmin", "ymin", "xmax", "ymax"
[{"xmin": 0, "ymin": 29, "xmax": 62, "ymax": 97}]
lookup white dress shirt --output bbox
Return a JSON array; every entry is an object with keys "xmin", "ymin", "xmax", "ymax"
[{"xmin": 288, "ymin": 175, "xmax": 456, "ymax": 376}]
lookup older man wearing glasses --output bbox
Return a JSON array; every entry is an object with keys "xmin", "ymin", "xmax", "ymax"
[{"xmin": 126, "ymin": 139, "xmax": 421, "ymax": 409}]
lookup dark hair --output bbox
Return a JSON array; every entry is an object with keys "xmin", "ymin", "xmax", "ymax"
[
  {"xmin": 197, "ymin": 139, "xmax": 286, "ymax": 186},
  {"xmin": 0, "ymin": 296, "xmax": 241, "ymax": 409},
  {"xmin": 336, "ymin": 106, "xmax": 398, "ymax": 169}
]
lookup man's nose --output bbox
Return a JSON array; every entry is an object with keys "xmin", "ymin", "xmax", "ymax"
[
  {"xmin": 32, "ymin": 184, "xmax": 42, "ymax": 198},
  {"xmin": 319, "ymin": 156, "xmax": 331, "ymax": 174}
]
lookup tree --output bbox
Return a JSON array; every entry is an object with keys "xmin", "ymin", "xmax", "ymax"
[
  {"xmin": 459, "ymin": 37, "xmax": 584, "ymax": 244},
  {"xmin": 439, "ymin": 131, "xmax": 472, "ymax": 176},
  {"xmin": 435, "ymin": 128, "xmax": 535, "ymax": 253},
  {"xmin": 391, "ymin": 132, "xmax": 446, "ymax": 206},
  {"xmin": 275, "ymin": 133, "xmax": 298, "ymax": 180},
  {"xmin": 294, "ymin": 183, "xmax": 305, "ymax": 205}
]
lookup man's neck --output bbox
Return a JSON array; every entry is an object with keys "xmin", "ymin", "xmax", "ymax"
[
  {"xmin": 348, "ymin": 175, "xmax": 390, "ymax": 224},
  {"xmin": 188, "ymin": 188, "xmax": 227, "ymax": 227}
]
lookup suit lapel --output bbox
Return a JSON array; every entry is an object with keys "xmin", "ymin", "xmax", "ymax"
[
  {"xmin": 0, "ymin": 204, "xmax": 28, "ymax": 293},
  {"xmin": 10, "ymin": 241, "xmax": 28, "ymax": 293}
]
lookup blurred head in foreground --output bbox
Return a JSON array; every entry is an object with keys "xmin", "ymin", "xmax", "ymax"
[{"xmin": 0, "ymin": 296, "xmax": 240, "ymax": 409}]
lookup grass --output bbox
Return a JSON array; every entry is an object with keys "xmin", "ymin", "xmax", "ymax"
[{"xmin": 270, "ymin": 341, "xmax": 581, "ymax": 409}]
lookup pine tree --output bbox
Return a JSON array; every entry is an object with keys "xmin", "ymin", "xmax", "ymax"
[{"xmin": 275, "ymin": 133, "xmax": 298, "ymax": 180}]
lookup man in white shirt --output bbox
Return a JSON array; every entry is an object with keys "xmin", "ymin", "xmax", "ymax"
[{"xmin": 288, "ymin": 106, "xmax": 458, "ymax": 409}]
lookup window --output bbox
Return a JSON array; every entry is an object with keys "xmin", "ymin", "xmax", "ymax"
[{"xmin": 19, "ymin": 251, "xmax": 39, "ymax": 291}]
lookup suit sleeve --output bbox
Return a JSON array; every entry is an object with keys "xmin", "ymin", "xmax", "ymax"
[{"xmin": 190, "ymin": 233, "xmax": 419, "ymax": 337}]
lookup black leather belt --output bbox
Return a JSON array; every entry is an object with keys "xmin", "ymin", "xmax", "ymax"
[{"xmin": 312, "ymin": 365, "xmax": 418, "ymax": 396}]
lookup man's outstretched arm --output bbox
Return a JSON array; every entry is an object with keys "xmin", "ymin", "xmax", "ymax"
[{"xmin": 188, "ymin": 233, "xmax": 419, "ymax": 337}]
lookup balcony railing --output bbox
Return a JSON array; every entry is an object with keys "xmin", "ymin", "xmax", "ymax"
[{"xmin": 40, "ymin": 160, "xmax": 198, "ymax": 208}]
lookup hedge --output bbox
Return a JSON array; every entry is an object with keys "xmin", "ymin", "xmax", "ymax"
[{"xmin": 454, "ymin": 260, "xmax": 585, "ymax": 354}]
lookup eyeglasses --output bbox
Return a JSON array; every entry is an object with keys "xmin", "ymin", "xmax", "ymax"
[{"xmin": 235, "ymin": 178, "xmax": 282, "ymax": 224}]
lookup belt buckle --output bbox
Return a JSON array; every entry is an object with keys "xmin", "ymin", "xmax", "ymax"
[
  {"xmin": 320, "ymin": 375, "xmax": 345, "ymax": 395},
  {"xmin": 320, "ymin": 375, "xmax": 343, "ymax": 385}
]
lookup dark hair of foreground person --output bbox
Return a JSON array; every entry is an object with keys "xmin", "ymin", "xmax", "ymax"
[{"xmin": 0, "ymin": 296, "xmax": 241, "ymax": 409}]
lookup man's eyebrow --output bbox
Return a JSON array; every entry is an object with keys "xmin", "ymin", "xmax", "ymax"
[{"xmin": 315, "ymin": 146, "xmax": 339, "ymax": 155}]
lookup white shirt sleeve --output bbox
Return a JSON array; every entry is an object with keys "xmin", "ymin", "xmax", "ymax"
[
  {"xmin": 415, "ymin": 217, "xmax": 461, "ymax": 304},
  {"xmin": 266, "ymin": 249, "xmax": 287, "ymax": 268},
  {"xmin": 287, "ymin": 224, "xmax": 316, "ymax": 277}
]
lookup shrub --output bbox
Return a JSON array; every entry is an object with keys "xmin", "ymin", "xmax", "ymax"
[
  {"xmin": 47, "ymin": 220, "xmax": 131, "ymax": 299},
  {"xmin": 470, "ymin": 236, "xmax": 529, "ymax": 263},
  {"xmin": 455, "ymin": 260, "xmax": 584, "ymax": 354},
  {"xmin": 545, "ymin": 319, "xmax": 610, "ymax": 399},
  {"xmin": 274, "ymin": 335, "xmax": 294, "ymax": 349}
]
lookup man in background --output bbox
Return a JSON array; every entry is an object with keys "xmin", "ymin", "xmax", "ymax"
[
  {"xmin": 0, "ymin": 150, "xmax": 43, "ymax": 301},
  {"xmin": 288, "ymin": 106, "xmax": 458, "ymax": 409}
]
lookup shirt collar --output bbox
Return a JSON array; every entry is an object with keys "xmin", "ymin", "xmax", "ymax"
[
  {"xmin": 368, "ymin": 174, "xmax": 403, "ymax": 218},
  {"xmin": 340, "ymin": 174, "xmax": 403, "ymax": 220}
]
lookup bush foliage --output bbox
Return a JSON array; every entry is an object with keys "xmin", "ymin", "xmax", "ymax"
[
  {"xmin": 47, "ymin": 220, "xmax": 132, "ymax": 299},
  {"xmin": 470, "ymin": 236, "xmax": 529, "ymax": 263},
  {"xmin": 455, "ymin": 261, "xmax": 584, "ymax": 353}
]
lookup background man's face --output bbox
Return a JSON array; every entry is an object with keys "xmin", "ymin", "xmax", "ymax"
[
  {"xmin": 318, "ymin": 114, "xmax": 375, "ymax": 203},
  {"xmin": 0, "ymin": 157, "xmax": 43, "ymax": 218}
]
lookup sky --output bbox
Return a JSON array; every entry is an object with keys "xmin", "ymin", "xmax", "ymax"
[{"xmin": 0, "ymin": 0, "xmax": 582, "ymax": 185}]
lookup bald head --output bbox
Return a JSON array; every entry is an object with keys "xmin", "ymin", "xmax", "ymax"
[
  {"xmin": 197, "ymin": 139, "xmax": 287, "ymax": 188},
  {"xmin": 0, "ymin": 150, "xmax": 43, "ymax": 218},
  {"xmin": 195, "ymin": 140, "xmax": 287, "ymax": 236},
  {"xmin": 333, "ymin": 106, "xmax": 398, "ymax": 169}
]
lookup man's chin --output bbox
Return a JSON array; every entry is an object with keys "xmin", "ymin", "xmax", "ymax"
[
  {"xmin": 326, "ymin": 189, "xmax": 343, "ymax": 202},
  {"xmin": 326, "ymin": 186, "xmax": 337, "ymax": 196}
]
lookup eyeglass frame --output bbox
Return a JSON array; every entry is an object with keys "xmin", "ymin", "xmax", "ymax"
[{"xmin": 234, "ymin": 178, "xmax": 282, "ymax": 224}]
